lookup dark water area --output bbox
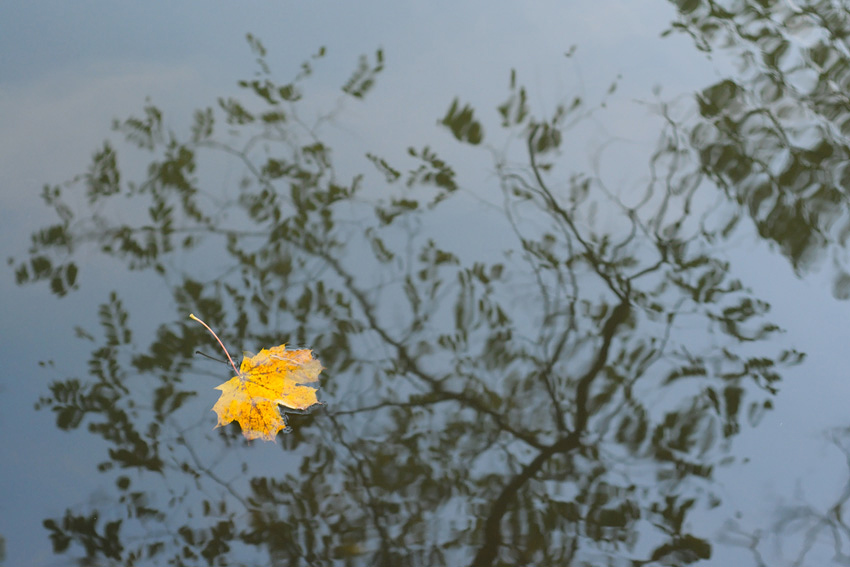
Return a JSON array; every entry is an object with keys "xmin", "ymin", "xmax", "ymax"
[{"xmin": 5, "ymin": 2, "xmax": 850, "ymax": 566}]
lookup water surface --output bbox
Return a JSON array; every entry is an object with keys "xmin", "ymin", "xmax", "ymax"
[{"xmin": 4, "ymin": 2, "xmax": 850, "ymax": 566}]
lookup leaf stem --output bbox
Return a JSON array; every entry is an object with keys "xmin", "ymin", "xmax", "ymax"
[{"xmin": 189, "ymin": 314, "xmax": 239, "ymax": 375}]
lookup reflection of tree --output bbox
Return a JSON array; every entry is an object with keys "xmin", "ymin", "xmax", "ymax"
[
  {"xmin": 665, "ymin": 0, "xmax": 850, "ymax": 297},
  {"xmin": 17, "ymin": 36, "xmax": 801, "ymax": 566}
]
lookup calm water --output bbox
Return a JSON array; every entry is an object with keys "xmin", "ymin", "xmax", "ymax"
[{"xmin": 4, "ymin": 2, "xmax": 850, "ymax": 566}]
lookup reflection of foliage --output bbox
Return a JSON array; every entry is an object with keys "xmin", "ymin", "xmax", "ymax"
[
  {"xmin": 665, "ymin": 0, "xmax": 850, "ymax": 297},
  {"xmin": 18, "ymin": 36, "xmax": 802, "ymax": 566}
]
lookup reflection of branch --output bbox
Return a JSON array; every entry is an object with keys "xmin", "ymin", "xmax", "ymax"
[
  {"xmin": 316, "ymin": 246, "xmax": 548, "ymax": 450},
  {"xmin": 497, "ymin": 164, "xmax": 579, "ymax": 434},
  {"xmin": 527, "ymin": 125, "xmax": 626, "ymax": 302},
  {"xmin": 328, "ymin": 398, "xmax": 445, "ymax": 416},
  {"xmin": 572, "ymin": 300, "xmax": 630, "ymax": 432},
  {"xmin": 326, "ymin": 415, "xmax": 395, "ymax": 564},
  {"xmin": 468, "ymin": 128, "xmax": 641, "ymax": 565},
  {"xmin": 472, "ymin": 431, "xmax": 582, "ymax": 567},
  {"xmin": 717, "ymin": 521, "xmax": 768, "ymax": 567},
  {"xmin": 770, "ymin": 429, "xmax": 850, "ymax": 566},
  {"xmin": 472, "ymin": 298, "xmax": 630, "ymax": 567},
  {"xmin": 179, "ymin": 432, "xmax": 250, "ymax": 509}
]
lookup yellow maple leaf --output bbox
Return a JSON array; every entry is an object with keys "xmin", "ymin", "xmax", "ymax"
[
  {"xmin": 212, "ymin": 346, "xmax": 323, "ymax": 440},
  {"xmin": 190, "ymin": 314, "xmax": 324, "ymax": 441}
]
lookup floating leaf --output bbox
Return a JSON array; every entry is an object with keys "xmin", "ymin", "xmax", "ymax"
[{"xmin": 190, "ymin": 314, "xmax": 323, "ymax": 441}]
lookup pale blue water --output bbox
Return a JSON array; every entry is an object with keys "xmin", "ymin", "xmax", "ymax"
[{"xmin": 3, "ymin": 3, "xmax": 850, "ymax": 566}]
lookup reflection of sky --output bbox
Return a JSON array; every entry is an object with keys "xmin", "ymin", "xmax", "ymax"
[{"xmin": 2, "ymin": 2, "xmax": 845, "ymax": 566}]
